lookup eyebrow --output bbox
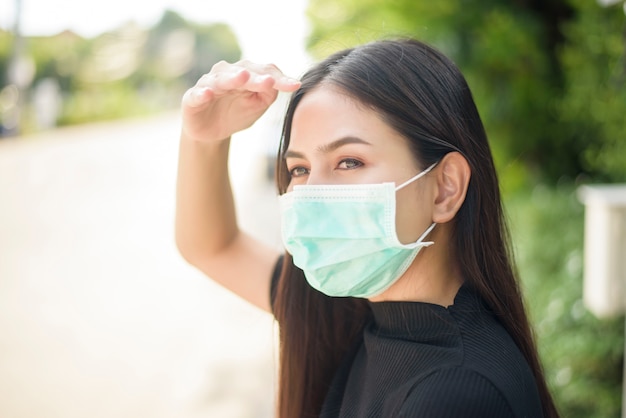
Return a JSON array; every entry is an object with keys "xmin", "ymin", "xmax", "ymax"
[{"xmin": 284, "ymin": 136, "xmax": 372, "ymax": 159}]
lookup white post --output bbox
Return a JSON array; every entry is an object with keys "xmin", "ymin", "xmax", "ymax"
[{"xmin": 577, "ymin": 184, "xmax": 626, "ymax": 418}]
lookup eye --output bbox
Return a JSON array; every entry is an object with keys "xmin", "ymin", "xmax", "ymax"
[
  {"xmin": 337, "ymin": 158, "xmax": 363, "ymax": 170},
  {"xmin": 289, "ymin": 166, "xmax": 309, "ymax": 177}
]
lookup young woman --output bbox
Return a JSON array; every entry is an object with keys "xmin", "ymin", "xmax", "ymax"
[{"xmin": 176, "ymin": 38, "xmax": 559, "ymax": 417}]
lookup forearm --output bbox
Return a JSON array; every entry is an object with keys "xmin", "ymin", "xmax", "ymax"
[
  {"xmin": 173, "ymin": 61, "xmax": 298, "ymax": 310},
  {"xmin": 175, "ymin": 134, "xmax": 238, "ymax": 263}
]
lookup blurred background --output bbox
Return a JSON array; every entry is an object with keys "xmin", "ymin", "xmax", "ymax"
[{"xmin": 0, "ymin": 0, "xmax": 624, "ymax": 417}]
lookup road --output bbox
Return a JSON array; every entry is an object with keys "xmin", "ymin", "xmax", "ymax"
[{"xmin": 0, "ymin": 107, "xmax": 286, "ymax": 418}]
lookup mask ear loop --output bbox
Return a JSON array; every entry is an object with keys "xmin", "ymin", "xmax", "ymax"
[
  {"xmin": 394, "ymin": 162, "xmax": 439, "ymax": 246},
  {"xmin": 415, "ymin": 222, "xmax": 437, "ymax": 246},
  {"xmin": 395, "ymin": 162, "xmax": 438, "ymax": 191}
]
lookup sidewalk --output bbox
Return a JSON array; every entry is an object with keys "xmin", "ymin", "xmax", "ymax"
[{"xmin": 0, "ymin": 109, "xmax": 285, "ymax": 418}]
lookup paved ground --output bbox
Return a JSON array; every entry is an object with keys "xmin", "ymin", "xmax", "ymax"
[{"xmin": 0, "ymin": 105, "xmax": 287, "ymax": 418}]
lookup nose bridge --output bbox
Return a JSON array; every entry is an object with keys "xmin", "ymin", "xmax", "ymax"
[
  {"xmin": 306, "ymin": 169, "xmax": 329, "ymax": 186},
  {"xmin": 305, "ymin": 161, "xmax": 335, "ymax": 186}
]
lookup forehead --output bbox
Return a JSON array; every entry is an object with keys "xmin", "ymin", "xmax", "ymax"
[
  {"xmin": 289, "ymin": 86, "xmax": 410, "ymax": 152},
  {"xmin": 285, "ymin": 87, "xmax": 418, "ymax": 173},
  {"xmin": 293, "ymin": 85, "xmax": 372, "ymax": 120}
]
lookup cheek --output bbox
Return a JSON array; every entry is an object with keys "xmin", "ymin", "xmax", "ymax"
[{"xmin": 395, "ymin": 188, "xmax": 433, "ymax": 244}]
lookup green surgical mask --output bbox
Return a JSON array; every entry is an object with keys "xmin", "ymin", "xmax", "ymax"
[{"xmin": 279, "ymin": 163, "xmax": 437, "ymax": 298}]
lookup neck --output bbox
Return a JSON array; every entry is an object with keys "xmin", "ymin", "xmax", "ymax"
[{"xmin": 368, "ymin": 223, "xmax": 463, "ymax": 306}]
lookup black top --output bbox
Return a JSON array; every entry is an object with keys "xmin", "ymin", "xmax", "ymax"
[{"xmin": 271, "ymin": 258, "xmax": 543, "ymax": 417}]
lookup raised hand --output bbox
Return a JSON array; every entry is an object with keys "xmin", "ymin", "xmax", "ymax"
[{"xmin": 181, "ymin": 60, "xmax": 301, "ymax": 143}]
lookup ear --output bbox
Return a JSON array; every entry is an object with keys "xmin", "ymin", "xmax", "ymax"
[{"xmin": 432, "ymin": 152, "xmax": 471, "ymax": 223}]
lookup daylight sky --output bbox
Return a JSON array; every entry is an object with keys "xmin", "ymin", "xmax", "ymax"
[{"xmin": 1, "ymin": 0, "xmax": 312, "ymax": 76}]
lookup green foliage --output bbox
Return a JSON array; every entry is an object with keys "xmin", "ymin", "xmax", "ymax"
[
  {"xmin": 306, "ymin": 0, "xmax": 626, "ymax": 183},
  {"xmin": 0, "ymin": 10, "xmax": 242, "ymax": 134},
  {"xmin": 0, "ymin": 31, "xmax": 13, "ymax": 85},
  {"xmin": 141, "ymin": 11, "xmax": 240, "ymax": 85},
  {"xmin": 57, "ymin": 84, "xmax": 158, "ymax": 125},
  {"xmin": 28, "ymin": 31, "xmax": 88, "ymax": 93},
  {"xmin": 557, "ymin": 0, "xmax": 626, "ymax": 181},
  {"xmin": 507, "ymin": 183, "xmax": 624, "ymax": 418}
]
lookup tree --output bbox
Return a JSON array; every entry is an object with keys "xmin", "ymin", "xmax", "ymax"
[
  {"xmin": 306, "ymin": 0, "xmax": 626, "ymax": 183},
  {"xmin": 0, "ymin": 10, "xmax": 242, "ymax": 131},
  {"xmin": 557, "ymin": 0, "xmax": 626, "ymax": 181}
]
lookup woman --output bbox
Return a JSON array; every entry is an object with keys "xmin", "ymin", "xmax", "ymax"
[{"xmin": 176, "ymin": 38, "xmax": 559, "ymax": 417}]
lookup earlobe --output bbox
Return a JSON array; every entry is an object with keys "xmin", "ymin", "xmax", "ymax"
[{"xmin": 432, "ymin": 152, "xmax": 471, "ymax": 223}]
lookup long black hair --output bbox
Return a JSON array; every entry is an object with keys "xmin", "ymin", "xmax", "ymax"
[{"xmin": 273, "ymin": 38, "xmax": 558, "ymax": 418}]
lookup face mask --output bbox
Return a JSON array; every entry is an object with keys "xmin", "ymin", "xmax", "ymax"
[{"xmin": 278, "ymin": 163, "xmax": 437, "ymax": 298}]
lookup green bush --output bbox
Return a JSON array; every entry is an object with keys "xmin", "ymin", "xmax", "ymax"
[
  {"xmin": 506, "ymin": 183, "xmax": 624, "ymax": 418},
  {"xmin": 306, "ymin": 0, "xmax": 626, "ymax": 183}
]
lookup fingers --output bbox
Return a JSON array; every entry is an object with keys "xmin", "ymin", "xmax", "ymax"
[
  {"xmin": 274, "ymin": 75, "xmax": 301, "ymax": 92},
  {"xmin": 182, "ymin": 86, "xmax": 212, "ymax": 109},
  {"xmin": 182, "ymin": 68, "xmax": 248, "ymax": 109},
  {"xmin": 182, "ymin": 60, "xmax": 301, "ymax": 112},
  {"xmin": 240, "ymin": 62, "xmax": 301, "ymax": 92},
  {"xmin": 196, "ymin": 60, "xmax": 301, "ymax": 94}
]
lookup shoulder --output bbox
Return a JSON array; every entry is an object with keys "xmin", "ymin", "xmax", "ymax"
[{"xmin": 394, "ymin": 367, "xmax": 515, "ymax": 418}]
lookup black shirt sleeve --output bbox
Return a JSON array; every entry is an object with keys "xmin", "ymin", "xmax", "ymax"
[{"xmin": 396, "ymin": 368, "xmax": 515, "ymax": 418}]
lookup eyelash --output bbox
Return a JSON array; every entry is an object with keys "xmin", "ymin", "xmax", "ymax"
[
  {"xmin": 288, "ymin": 158, "xmax": 364, "ymax": 178},
  {"xmin": 337, "ymin": 158, "xmax": 363, "ymax": 170},
  {"xmin": 289, "ymin": 166, "xmax": 309, "ymax": 177}
]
